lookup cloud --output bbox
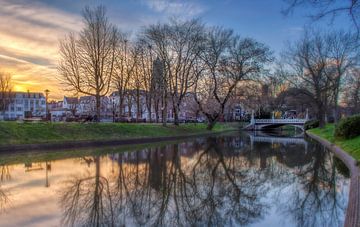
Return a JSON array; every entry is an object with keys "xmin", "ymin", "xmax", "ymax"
[
  {"xmin": 143, "ymin": 0, "xmax": 205, "ymax": 18},
  {"xmin": 0, "ymin": 0, "xmax": 82, "ymax": 99},
  {"xmin": 0, "ymin": 0, "xmax": 206, "ymax": 99}
]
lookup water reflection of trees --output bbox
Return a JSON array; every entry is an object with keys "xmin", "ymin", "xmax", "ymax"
[
  {"xmin": 0, "ymin": 165, "xmax": 11, "ymax": 213},
  {"xmin": 59, "ymin": 134, "xmax": 348, "ymax": 226},
  {"xmin": 278, "ymin": 143, "xmax": 348, "ymax": 227},
  {"xmin": 60, "ymin": 156, "xmax": 115, "ymax": 226}
]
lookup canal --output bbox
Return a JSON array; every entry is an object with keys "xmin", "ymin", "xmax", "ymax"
[{"xmin": 0, "ymin": 132, "xmax": 350, "ymax": 226}]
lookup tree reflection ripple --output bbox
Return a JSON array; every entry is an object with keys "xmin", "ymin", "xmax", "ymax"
[{"xmin": 57, "ymin": 133, "xmax": 349, "ymax": 227}]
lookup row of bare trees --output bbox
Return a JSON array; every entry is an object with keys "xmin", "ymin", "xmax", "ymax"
[
  {"xmin": 58, "ymin": 6, "xmax": 272, "ymax": 129},
  {"xmin": 58, "ymin": 5, "xmax": 360, "ymax": 129},
  {"xmin": 277, "ymin": 29, "xmax": 360, "ymax": 127}
]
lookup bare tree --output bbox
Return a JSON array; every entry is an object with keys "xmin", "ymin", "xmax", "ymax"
[
  {"xmin": 58, "ymin": 6, "xmax": 118, "ymax": 121},
  {"xmin": 143, "ymin": 23, "xmax": 170, "ymax": 126},
  {"xmin": 136, "ymin": 40, "xmax": 155, "ymax": 122},
  {"xmin": 325, "ymin": 31, "xmax": 359, "ymax": 123},
  {"xmin": 144, "ymin": 19, "xmax": 205, "ymax": 125},
  {"xmin": 283, "ymin": 0, "xmax": 360, "ymax": 34},
  {"xmin": 195, "ymin": 27, "xmax": 272, "ymax": 130},
  {"xmin": 0, "ymin": 71, "xmax": 13, "ymax": 118},
  {"xmin": 60, "ymin": 156, "xmax": 115, "ymax": 226},
  {"xmin": 130, "ymin": 46, "xmax": 145, "ymax": 122},
  {"xmin": 167, "ymin": 20, "xmax": 205, "ymax": 125},
  {"xmin": 343, "ymin": 68, "xmax": 360, "ymax": 114},
  {"xmin": 113, "ymin": 37, "xmax": 137, "ymax": 119},
  {"xmin": 282, "ymin": 29, "xmax": 334, "ymax": 127}
]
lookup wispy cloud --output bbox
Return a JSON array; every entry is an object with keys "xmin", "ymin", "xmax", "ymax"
[
  {"xmin": 143, "ymin": 0, "xmax": 205, "ymax": 18},
  {"xmin": 0, "ymin": 0, "xmax": 82, "ymax": 99},
  {"xmin": 0, "ymin": 0, "xmax": 206, "ymax": 99}
]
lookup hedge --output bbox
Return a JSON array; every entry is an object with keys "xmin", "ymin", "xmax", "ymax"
[{"xmin": 335, "ymin": 114, "xmax": 360, "ymax": 139}]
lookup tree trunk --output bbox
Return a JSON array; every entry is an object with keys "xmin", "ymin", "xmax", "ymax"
[
  {"xmin": 118, "ymin": 92, "xmax": 124, "ymax": 117},
  {"xmin": 333, "ymin": 92, "xmax": 339, "ymax": 124},
  {"xmin": 147, "ymin": 104, "xmax": 152, "ymax": 123},
  {"xmin": 155, "ymin": 100, "xmax": 159, "ymax": 123},
  {"xmin": 318, "ymin": 105, "xmax": 326, "ymax": 128},
  {"xmin": 162, "ymin": 94, "xmax": 167, "ymax": 126},
  {"xmin": 173, "ymin": 105, "xmax": 179, "ymax": 126},
  {"xmin": 207, "ymin": 119, "xmax": 216, "ymax": 130},
  {"xmin": 128, "ymin": 96, "xmax": 132, "ymax": 118},
  {"xmin": 95, "ymin": 94, "xmax": 101, "ymax": 122},
  {"xmin": 136, "ymin": 90, "xmax": 140, "ymax": 122}
]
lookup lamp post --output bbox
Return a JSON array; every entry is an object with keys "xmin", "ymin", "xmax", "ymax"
[{"xmin": 44, "ymin": 89, "xmax": 50, "ymax": 121}]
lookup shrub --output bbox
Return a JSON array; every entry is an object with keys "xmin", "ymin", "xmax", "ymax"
[
  {"xmin": 305, "ymin": 120, "xmax": 319, "ymax": 130},
  {"xmin": 335, "ymin": 114, "xmax": 360, "ymax": 139}
]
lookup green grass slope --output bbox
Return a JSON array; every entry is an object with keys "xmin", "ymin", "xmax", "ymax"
[
  {"xmin": 0, "ymin": 122, "xmax": 237, "ymax": 145},
  {"xmin": 309, "ymin": 124, "xmax": 360, "ymax": 161}
]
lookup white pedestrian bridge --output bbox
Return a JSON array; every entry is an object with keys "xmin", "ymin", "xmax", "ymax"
[{"xmin": 246, "ymin": 118, "xmax": 308, "ymax": 131}]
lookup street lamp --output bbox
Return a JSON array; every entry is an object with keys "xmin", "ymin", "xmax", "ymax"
[{"xmin": 44, "ymin": 89, "xmax": 50, "ymax": 120}]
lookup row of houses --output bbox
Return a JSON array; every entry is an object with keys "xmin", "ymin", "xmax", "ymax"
[
  {"xmin": 0, "ymin": 92, "xmax": 46, "ymax": 120},
  {"xmin": 0, "ymin": 90, "xmax": 245, "ymax": 122},
  {"xmin": 48, "ymin": 91, "xmax": 209, "ymax": 122}
]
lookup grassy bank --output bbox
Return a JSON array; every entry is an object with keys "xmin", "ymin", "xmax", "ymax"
[
  {"xmin": 308, "ymin": 124, "xmax": 360, "ymax": 161},
  {"xmin": 0, "ymin": 122, "xmax": 238, "ymax": 145}
]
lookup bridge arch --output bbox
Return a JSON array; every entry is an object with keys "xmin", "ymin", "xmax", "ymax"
[{"xmin": 259, "ymin": 123, "xmax": 305, "ymax": 131}]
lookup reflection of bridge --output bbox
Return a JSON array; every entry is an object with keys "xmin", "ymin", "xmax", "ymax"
[
  {"xmin": 249, "ymin": 135, "xmax": 307, "ymax": 145},
  {"xmin": 245, "ymin": 110, "xmax": 308, "ymax": 131},
  {"xmin": 248, "ymin": 133, "xmax": 308, "ymax": 152}
]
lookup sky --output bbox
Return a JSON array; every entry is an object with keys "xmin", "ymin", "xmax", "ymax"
[{"xmin": 0, "ymin": 0, "xmax": 351, "ymax": 100}]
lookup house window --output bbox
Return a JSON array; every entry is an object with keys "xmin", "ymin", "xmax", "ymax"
[{"xmin": 17, "ymin": 107, "xmax": 22, "ymax": 112}]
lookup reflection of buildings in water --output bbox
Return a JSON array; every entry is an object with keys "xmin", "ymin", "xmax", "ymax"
[
  {"xmin": 24, "ymin": 162, "xmax": 52, "ymax": 188},
  {"xmin": 0, "ymin": 134, "xmax": 347, "ymax": 227},
  {"xmin": 108, "ymin": 141, "xmax": 202, "ymax": 165},
  {"xmin": 25, "ymin": 162, "xmax": 44, "ymax": 172}
]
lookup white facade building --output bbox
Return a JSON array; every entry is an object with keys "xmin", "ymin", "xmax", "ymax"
[{"xmin": 0, "ymin": 92, "xmax": 46, "ymax": 120}]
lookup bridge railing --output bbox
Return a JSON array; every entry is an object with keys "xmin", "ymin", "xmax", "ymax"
[{"xmin": 254, "ymin": 118, "xmax": 307, "ymax": 124}]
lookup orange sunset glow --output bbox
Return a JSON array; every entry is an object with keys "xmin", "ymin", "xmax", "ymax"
[{"xmin": 0, "ymin": 1, "xmax": 82, "ymax": 100}]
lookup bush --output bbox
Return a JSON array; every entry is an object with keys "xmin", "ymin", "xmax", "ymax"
[
  {"xmin": 335, "ymin": 114, "xmax": 360, "ymax": 139},
  {"xmin": 305, "ymin": 120, "xmax": 319, "ymax": 130}
]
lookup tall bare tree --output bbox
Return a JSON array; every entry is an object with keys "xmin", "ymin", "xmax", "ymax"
[
  {"xmin": 0, "ymin": 71, "xmax": 12, "ymax": 118},
  {"xmin": 144, "ymin": 19, "xmax": 205, "ymax": 125},
  {"xmin": 129, "ymin": 48, "xmax": 144, "ymax": 122},
  {"xmin": 195, "ymin": 27, "xmax": 272, "ymax": 130},
  {"xmin": 325, "ymin": 31, "xmax": 359, "ymax": 123},
  {"xmin": 143, "ymin": 23, "xmax": 169, "ymax": 126},
  {"xmin": 58, "ymin": 6, "xmax": 118, "ymax": 121},
  {"xmin": 282, "ymin": 30, "xmax": 334, "ymax": 127},
  {"xmin": 343, "ymin": 68, "xmax": 360, "ymax": 114},
  {"xmin": 113, "ymin": 37, "xmax": 137, "ymax": 118},
  {"xmin": 137, "ymin": 40, "xmax": 155, "ymax": 122}
]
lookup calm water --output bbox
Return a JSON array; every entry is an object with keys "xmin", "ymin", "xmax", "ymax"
[{"xmin": 0, "ymin": 132, "xmax": 350, "ymax": 227}]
